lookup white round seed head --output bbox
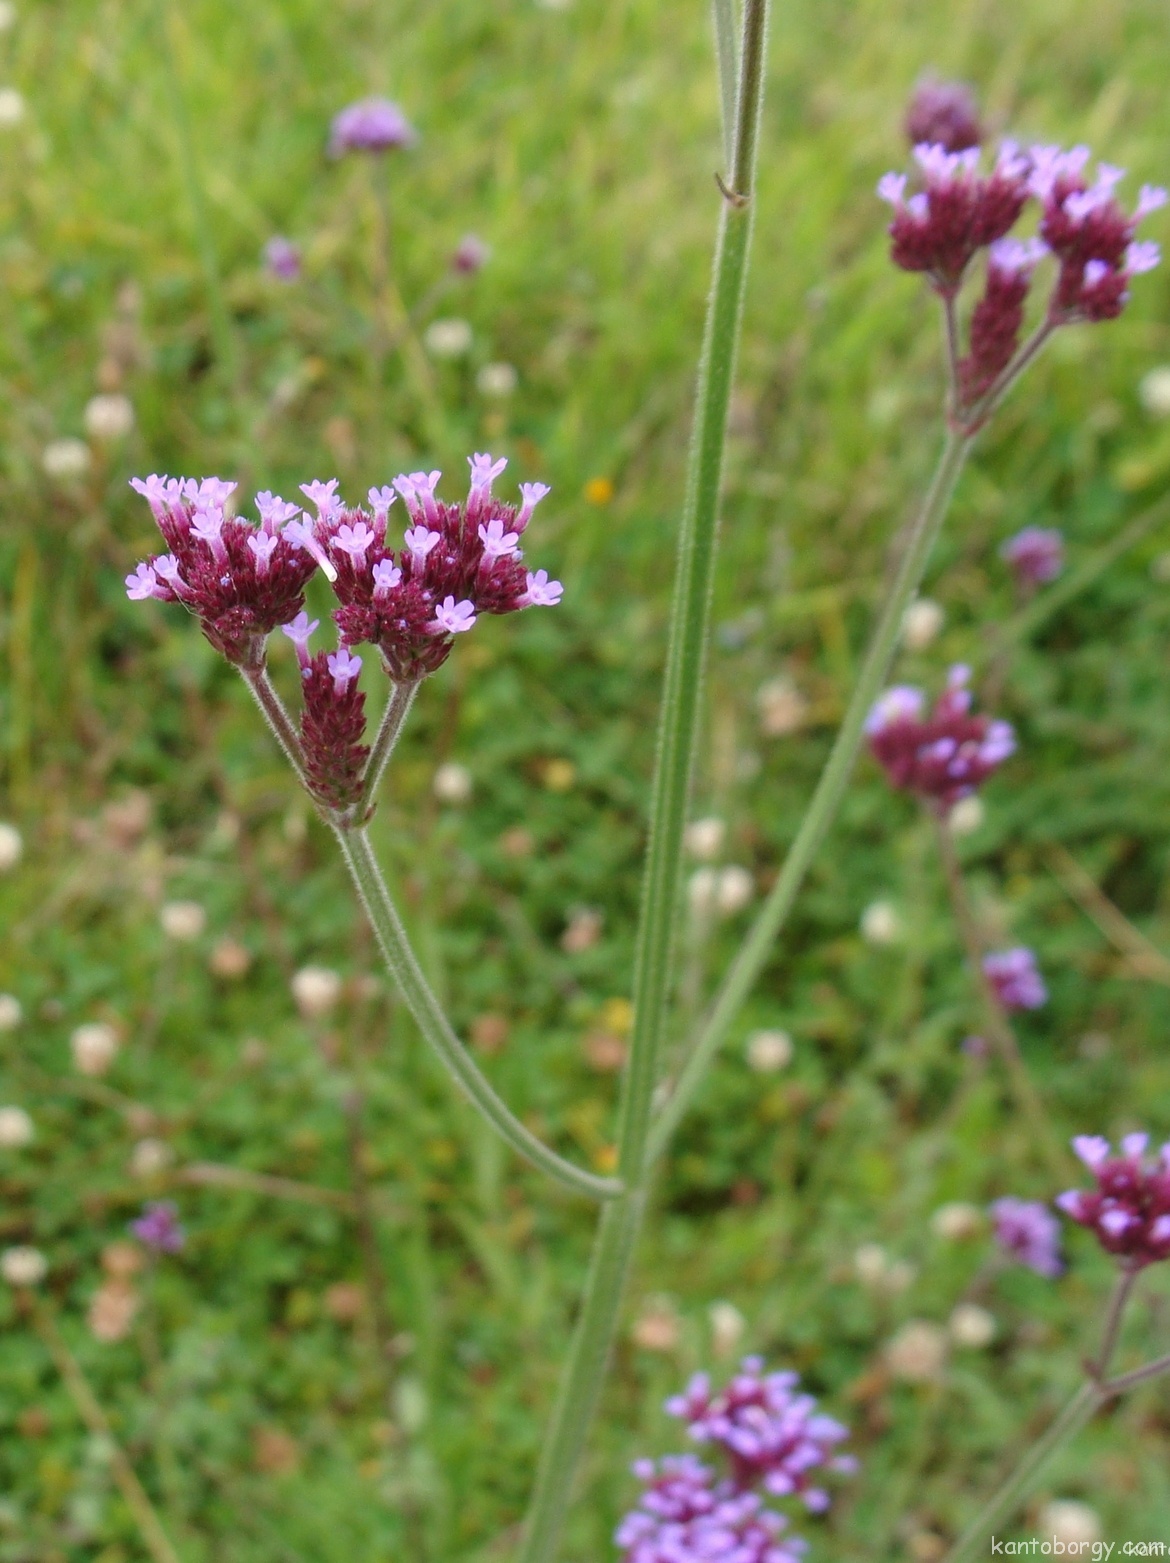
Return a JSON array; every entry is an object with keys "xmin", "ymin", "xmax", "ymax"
[
  {"xmin": 1, "ymin": 1246, "xmax": 46, "ymax": 1286},
  {"xmin": 901, "ymin": 598, "xmax": 945, "ymax": 650},
  {"xmin": 70, "ymin": 1022, "xmax": 118, "ymax": 1077},
  {"xmin": 291, "ymin": 965, "xmax": 343, "ymax": 1019},
  {"xmin": 0, "ymin": 1107, "xmax": 34, "ymax": 1148},
  {"xmin": 745, "ymin": 1029, "xmax": 793, "ymax": 1072}
]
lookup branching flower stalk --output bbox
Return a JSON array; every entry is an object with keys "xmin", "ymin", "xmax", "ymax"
[{"xmin": 120, "ymin": 47, "xmax": 1169, "ymax": 1563}]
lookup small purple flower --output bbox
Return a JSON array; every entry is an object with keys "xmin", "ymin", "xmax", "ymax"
[
  {"xmin": 1000, "ymin": 526, "xmax": 1064, "ymax": 587},
  {"xmin": 429, "ymin": 596, "xmax": 477, "ymax": 636},
  {"xmin": 327, "ymin": 647, "xmax": 362, "ymax": 697},
  {"xmin": 329, "ymin": 97, "xmax": 417, "ymax": 157},
  {"xmin": 477, "ymin": 516, "xmax": 521, "ymax": 562},
  {"xmin": 130, "ymin": 1201, "xmax": 185, "ymax": 1254},
  {"xmin": 263, "ymin": 236, "xmax": 301, "ymax": 282},
  {"xmin": 281, "ymin": 611, "xmax": 319, "ymax": 671},
  {"xmin": 125, "ymin": 562, "xmax": 166, "ymax": 602},
  {"xmin": 982, "ymin": 947, "xmax": 1047, "ymax": 1011},
  {"xmin": 518, "ymin": 568, "xmax": 563, "ymax": 608},
  {"xmin": 990, "ymin": 1196, "xmax": 1063, "ymax": 1276},
  {"xmin": 452, "ymin": 234, "xmax": 490, "ymax": 274},
  {"xmin": 1057, "ymin": 1134, "xmax": 1170, "ymax": 1269}
]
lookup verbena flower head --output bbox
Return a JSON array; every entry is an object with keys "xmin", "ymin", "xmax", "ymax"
[
  {"xmin": 665, "ymin": 1358, "xmax": 854, "ymax": 1513},
  {"xmin": 326, "ymin": 454, "xmax": 560, "ymax": 680},
  {"xmin": 1057, "ymin": 1134, "xmax": 1170, "ymax": 1269},
  {"xmin": 130, "ymin": 1200, "xmax": 185, "ymax": 1254},
  {"xmin": 982, "ymin": 947, "xmax": 1047, "ymax": 1011},
  {"xmin": 616, "ymin": 1457, "xmax": 807, "ymax": 1563},
  {"xmin": 990, "ymin": 1196, "xmax": 1063, "ymax": 1277},
  {"xmin": 904, "ymin": 77, "xmax": 983, "ymax": 155},
  {"xmin": 452, "ymin": 234, "xmax": 490, "ymax": 274},
  {"xmin": 865, "ymin": 666, "xmax": 1016, "ymax": 812},
  {"xmin": 1031, "ymin": 150, "xmax": 1166, "ymax": 321},
  {"xmin": 1000, "ymin": 526, "xmax": 1064, "ymax": 586},
  {"xmin": 877, "ymin": 140, "xmax": 1031, "ymax": 293},
  {"xmin": 329, "ymin": 96, "xmax": 417, "ymax": 156},
  {"xmin": 125, "ymin": 477, "xmax": 319, "ymax": 666}
]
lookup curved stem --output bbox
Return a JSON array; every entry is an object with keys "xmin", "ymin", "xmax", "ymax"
[
  {"xmin": 1103, "ymin": 1351, "xmax": 1170, "ymax": 1397},
  {"xmin": 356, "ymin": 679, "xmax": 418, "ymax": 822},
  {"xmin": 648, "ymin": 428, "xmax": 970, "ymax": 1163},
  {"xmin": 515, "ymin": 3, "xmax": 771, "ymax": 1556},
  {"xmin": 335, "ymin": 826, "xmax": 620, "ymax": 1202}
]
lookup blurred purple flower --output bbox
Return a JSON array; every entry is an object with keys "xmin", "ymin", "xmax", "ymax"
[
  {"xmin": 329, "ymin": 97, "xmax": 417, "ymax": 157},
  {"xmin": 616, "ymin": 1457, "xmax": 807, "ymax": 1563},
  {"xmin": 904, "ymin": 77, "xmax": 983, "ymax": 154},
  {"xmin": 263, "ymin": 236, "xmax": 301, "ymax": 282},
  {"xmin": 1057, "ymin": 1134, "xmax": 1170, "ymax": 1269},
  {"xmin": 866, "ymin": 666, "xmax": 1016, "ymax": 813},
  {"xmin": 982, "ymin": 947, "xmax": 1047, "ymax": 1011},
  {"xmin": 130, "ymin": 1201, "xmax": 185, "ymax": 1254},
  {"xmin": 452, "ymin": 234, "xmax": 490, "ymax": 274},
  {"xmin": 990, "ymin": 1196, "xmax": 1063, "ymax": 1276},
  {"xmin": 1000, "ymin": 526, "xmax": 1064, "ymax": 587}
]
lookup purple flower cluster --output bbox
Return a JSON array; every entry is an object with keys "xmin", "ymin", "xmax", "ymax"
[
  {"xmin": 1000, "ymin": 526, "xmax": 1064, "ymax": 587},
  {"xmin": 125, "ymin": 457, "xmax": 562, "ymax": 811},
  {"xmin": 329, "ymin": 97, "xmax": 417, "ymax": 157},
  {"xmin": 125, "ymin": 477, "xmax": 320, "ymax": 666},
  {"xmin": 878, "ymin": 119, "xmax": 1164, "ymax": 423},
  {"xmin": 666, "ymin": 1358, "xmax": 854, "ymax": 1513},
  {"xmin": 982, "ymin": 947, "xmax": 1047, "ymax": 1012},
  {"xmin": 130, "ymin": 1201, "xmax": 185, "ymax": 1254},
  {"xmin": 617, "ymin": 1362, "xmax": 852, "ymax": 1562},
  {"xmin": 1057, "ymin": 1135, "xmax": 1170, "ymax": 1270},
  {"xmin": 991, "ymin": 1196, "xmax": 1063, "ymax": 1277},
  {"xmin": 865, "ymin": 666, "xmax": 1016, "ymax": 813},
  {"xmin": 617, "ymin": 1459, "xmax": 806, "ymax": 1563}
]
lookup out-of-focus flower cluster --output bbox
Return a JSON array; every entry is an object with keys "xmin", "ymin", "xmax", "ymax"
[
  {"xmin": 991, "ymin": 1196, "xmax": 1063, "ymax": 1277},
  {"xmin": 982, "ymin": 947, "xmax": 1047, "ymax": 1012},
  {"xmin": 879, "ymin": 83, "xmax": 1165, "ymax": 426},
  {"xmin": 125, "ymin": 457, "xmax": 562, "ymax": 812},
  {"xmin": 865, "ymin": 665, "xmax": 1015, "ymax": 813},
  {"xmin": 617, "ymin": 1360, "xmax": 853, "ymax": 1562},
  {"xmin": 1057, "ymin": 1134, "xmax": 1170, "ymax": 1269}
]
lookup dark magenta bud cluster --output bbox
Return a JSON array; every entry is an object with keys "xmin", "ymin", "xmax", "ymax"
[
  {"xmin": 865, "ymin": 666, "xmax": 1015, "ymax": 812},
  {"xmin": 904, "ymin": 77, "xmax": 983, "ymax": 156},
  {"xmin": 616, "ymin": 1360, "xmax": 853, "ymax": 1563},
  {"xmin": 281, "ymin": 614, "xmax": 370, "ymax": 811},
  {"xmin": 1057, "ymin": 1135, "xmax": 1170, "ymax": 1270}
]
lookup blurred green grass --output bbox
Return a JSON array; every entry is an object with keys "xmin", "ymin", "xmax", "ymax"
[{"xmin": 3, "ymin": 0, "xmax": 1170, "ymax": 1556}]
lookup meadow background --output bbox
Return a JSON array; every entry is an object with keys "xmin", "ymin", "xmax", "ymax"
[{"xmin": 3, "ymin": 0, "xmax": 1170, "ymax": 1556}]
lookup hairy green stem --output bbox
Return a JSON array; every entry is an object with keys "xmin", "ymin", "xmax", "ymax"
[
  {"xmin": 648, "ymin": 428, "xmax": 969, "ymax": 1162},
  {"xmin": 241, "ymin": 665, "xmax": 307, "ymax": 783},
  {"xmin": 356, "ymin": 679, "xmax": 419, "ymax": 822},
  {"xmin": 711, "ymin": 0, "xmax": 739, "ymax": 170},
  {"xmin": 335, "ymin": 826, "xmax": 619, "ymax": 1202},
  {"xmin": 515, "ymin": 3, "xmax": 770, "ymax": 1557}
]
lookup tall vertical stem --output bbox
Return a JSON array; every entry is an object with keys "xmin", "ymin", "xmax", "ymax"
[
  {"xmin": 515, "ymin": 3, "xmax": 770, "ymax": 1557},
  {"xmin": 647, "ymin": 429, "xmax": 970, "ymax": 1161}
]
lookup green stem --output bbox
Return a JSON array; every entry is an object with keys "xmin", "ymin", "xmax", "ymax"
[
  {"xmin": 515, "ymin": 3, "xmax": 770, "ymax": 1557},
  {"xmin": 648, "ymin": 428, "xmax": 970, "ymax": 1162},
  {"xmin": 943, "ymin": 1267, "xmax": 1138, "ymax": 1563},
  {"xmin": 334, "ymin": 826, "xmax": 619, "ymax": 1202},
  {"xmin": 711, "ymin": 0, "xmax": 740, "ymax": 170},
  {"xmin": 241, "ymin": 665, "xmax": 307, "ymax": 783},
  {"xmin": 942, "ymin": 1382, "xmax": 1101, "ymax": 1563},
  {"xmin": 355, "ymin": 679, "xmax": 419, "ymax": 823}
]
